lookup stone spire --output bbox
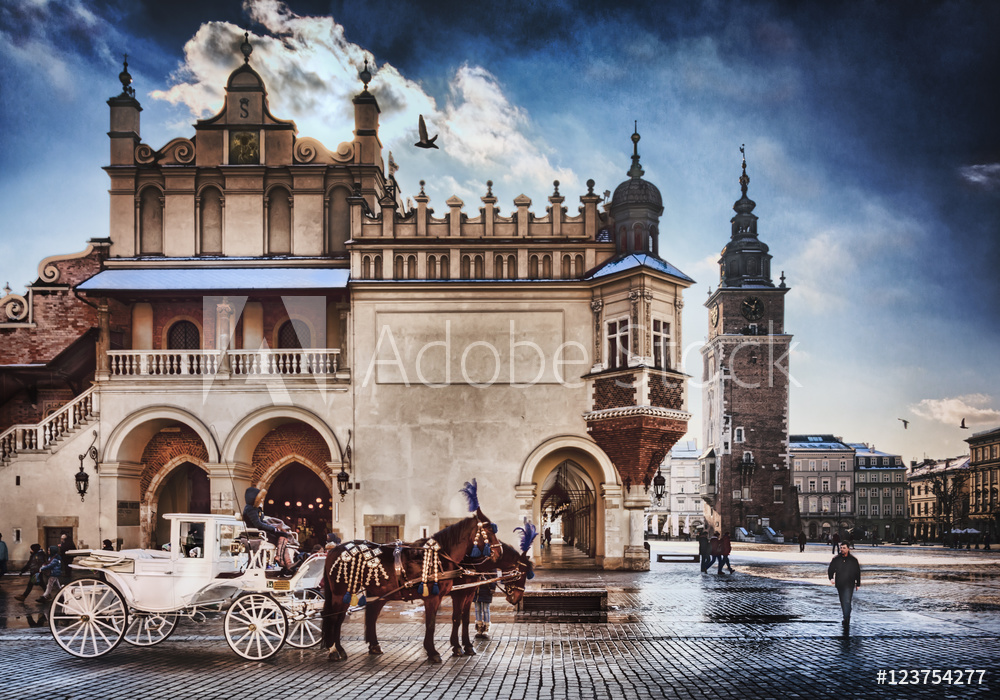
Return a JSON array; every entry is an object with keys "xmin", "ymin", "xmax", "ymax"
[{"xmin": 719, "ymin": 145, "xmax": 772, "ymax": 287}]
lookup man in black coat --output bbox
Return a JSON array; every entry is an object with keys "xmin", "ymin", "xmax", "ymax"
[
  {"xmin": 697, "ymin": 532, "xmax": 711, "ymax": 572},
  {"xmin": 828, "ymin": 542, "xmax": 861, "ymax": 634}
]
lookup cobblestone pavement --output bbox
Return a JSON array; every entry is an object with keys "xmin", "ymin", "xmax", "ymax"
[{"xmin": 0, "ymin": 542, "xmax": 997, "ymax": 700}]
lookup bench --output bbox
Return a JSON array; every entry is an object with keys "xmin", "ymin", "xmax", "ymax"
[
  {"xmin": 518, "ymin": 588, "xmax": 608, "ymax": 612},
  {"xmin": 656, "ymin": 553, "xmax": 700, "ymax": 563}
]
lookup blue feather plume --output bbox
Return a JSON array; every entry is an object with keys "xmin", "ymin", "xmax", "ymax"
[
  {"xmin": 460, "ymin": 479, "xmax": 480, "ymax": 512},
  {"xmin": 513, "ymin": 518, "xmax": 539, "ymax": 553}
]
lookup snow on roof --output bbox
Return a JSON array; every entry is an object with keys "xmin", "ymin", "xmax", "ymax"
[
  {"xmin": 77, "ymin": 267, "xmax": 350, "ymax": 292},
  {"xmin": 669, "ymin": 440, "xmax": 700, "ymax": 458},
  {"xmin": 585, "ymin": 253, "xmax": 694, "ymax": 283},
  {"xmin": 788, "ymin": 435, "xmax": 851, "ymax": 451}
]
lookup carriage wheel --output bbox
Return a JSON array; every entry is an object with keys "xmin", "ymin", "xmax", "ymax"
[
  {"xmin": 124, "ymin": 612, "xmax": 179, "ymax": 646},
  {"xmin": 284, "ymin": 588, "xmax": 323, "ymax": 648},
  {"xmin": 49, "ymin": 578, "xmax": 128, "ymax": 658},
  {"xmin": 224, "ymin": 593, "xmax": 287, "ymax": 660}
]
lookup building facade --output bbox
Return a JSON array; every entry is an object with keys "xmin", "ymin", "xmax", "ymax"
[
  {"xmin": 647, "ymin": 439, "xmax": 703, "ymax": 538},
  {"xmin": 789, "ymin": 435, "xmax": 854, "ymax": 541},
  {"xmin": 699, "ymin": 153, "xmax": 798, "ymax": 539},
  {"xmin": 0, "ymin": 42, "xmax": 696, "ymax": 570},
  {"xmin": 965, "ymin": 426, "xmax": 999, "ymax": 540},
  {"xmin": 907, "ymin": 456, "xmax": 971, "ymax": 541},
  {"xmin": 848, "ymin": 443, "xmax": 907, "ymax": 543}
]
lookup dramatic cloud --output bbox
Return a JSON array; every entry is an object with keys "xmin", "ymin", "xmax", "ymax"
[
  {"xmin": 148, "ymin": 0, "xmax": 574, "ymax": 204},
  {"xmin": 910, "ymin": 394, "xmax": 1000, "ymax": 428},
  {"xmin": 959, "ymin": 163, "xmax": 1000, "ymax": 190}
]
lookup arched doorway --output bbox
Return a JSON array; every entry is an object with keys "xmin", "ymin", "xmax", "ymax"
[
  {"xmin": 154, "ymin": 462, "xmax": 210, "ymax": 548},
  {"xmin": 263, "ymin": 462, "xmax": 332, "ymax": 549},
  {"xmin": 540, "ymin": 460, "xmax": 598, "ymax": 560}
]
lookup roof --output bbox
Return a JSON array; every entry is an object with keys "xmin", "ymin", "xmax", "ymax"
[
  {"xmin": 77, "ymin": 267, "xmax": 350, "ymax": 293},
  {"xmin": 669, "ymin": 440, "xmax": 700, "ymax": 459},
  {"xmin": 585, "ymin": 253, "xmax": 694, "ymax": 283},
  {"xmin": 846, "ymin": 443, "xmax": 900, "ymax": 459},
  {"xmin": 909, "ymin": 456, "xmax": 971, "ymax": 477},
  {"xmin": 788, "ymin": 435, "xmax": 852, "ymax": 451},
  {"xmin": 967, "ymin": 425, "xmax": 1000, "ymax": 441}
]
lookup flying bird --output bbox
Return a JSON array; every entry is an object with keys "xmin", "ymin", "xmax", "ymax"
[
  {"xmin": 898, "ymin": 418, "xmax": 909, "ymax": 429},
  {"xmin": 960, "ymin": 418, "xmax": 969, "ymax": 429},
  {"xmin": 415, "ymin": 115, "xmax": 438, "ymax": 149}
]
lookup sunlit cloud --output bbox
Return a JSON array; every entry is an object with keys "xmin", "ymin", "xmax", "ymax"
[
  {"xmin": 959, "ymin": 163, "xmax": 1000, "ymax": 190},
  {"xmin": 910, "ymin": 394, "xmax": 1000, "ymax": 427}
]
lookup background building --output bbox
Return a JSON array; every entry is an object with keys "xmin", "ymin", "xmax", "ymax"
[
  {"xmin": 848, "ymin": 443, "xmax": 907, "ymax": 543},
  {"xmin": 0, "ymin": 45, "xmax": 695, "ymax": 570},
  {"xmin": 789, "ymin": 435, "xmax": 854, "ymax": 541},
  {"xmin": 907, "ymin": 456, "xmax": 971, "ymax": 542},
  {"xmin": 965, "ymin": 426, "xmax": 999, "ymax": 541},
  {"xmin": 646, "ymin": 439, "xmax": 703, "ymax": 538}
]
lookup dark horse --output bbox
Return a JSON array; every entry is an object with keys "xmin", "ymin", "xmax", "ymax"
[
  {"xmin": 322, "ymin": 509, "xmax": 500, "ymax": 663},
  {"xmin": 448, "ymin": 521, "xmax": 537, "ymax": 657}
]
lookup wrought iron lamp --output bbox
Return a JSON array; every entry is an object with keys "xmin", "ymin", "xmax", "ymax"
[
  {"xmin": 336, "ymin": 429, "xmax": 353, "ymax": 502},
  {"xmin": 652, "ymin": 467, "xmax": 667, "ymax": 504},
  {"xmin": 75, "ymin": 464, "xmax": 90, "ymax": 501}
]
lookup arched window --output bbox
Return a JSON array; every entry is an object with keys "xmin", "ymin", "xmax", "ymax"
[
  {"xmin": 268, "ymin": 187, "xmax": 292, "ymax": 254},
  {"xmin": 528, "ymin": 255, "xmax": 539, "ymax": 280},
  {"xmin": 199, "ymin": 187, "xmax": 223, "ymax": 255},
  {"xmin": 394, "ymin": 256, "xmax": 404, "ymax": 280},
  {"xmin": 574, "ymin": 254, "xmax": 584, "ymax": 277},
  {"xmin": 362, "ymin": 255, "xmax": 372, "ymax": 280},
  {"xmin": 407, "ymin": 255, "xmax": 417, "ymax": 279},
  {"xmin": 474, "ymin": 255, "xmax": 484, "ymax": 279},
  {"xmin": 327, "ymin": 186, "xmax": 350, "ymax": 255},
  {"xmin": 542, "ymin": 255, "xmax": 552, "ymax": 278},
  {"xmin": 494, "ymin": 255, "xmax": 504, "ymax": 279},
  {"xmin": 439, "ymin": 255, "xmax": 449, "ymax": 280},
  {"xmin": 562, "ymin": 255, "xmax": 572, "ymax": 279},
  {"xmin": 507, "ymin": 255, "xmax": 516, "ymax": 280},
  {"xmin": 427, "ymin": 255, "xmax": 438, "ymax": 280},
  {"xmin": 167, "ymin": 320, "xmax": 199, "ymax": 350},
  {"xmin": 461, "ymin": 255, "xmax": 472, "ymax": 280},
  {"xmin": 139, "ymin": 187, "xmax": 163, "ymax": 255},
  {"xmin": 278, "ymin": 319, "xmax": 310, "ymax": 349}
]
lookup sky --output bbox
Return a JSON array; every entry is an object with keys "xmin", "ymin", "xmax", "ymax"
[{"xmin": 1, "ymin": 0, "xmax": 998, "ymax": 463}]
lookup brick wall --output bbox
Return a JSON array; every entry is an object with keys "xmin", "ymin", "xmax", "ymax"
[
  {"xmin": 588, "ymin": 414, "xmax": 688, "ymax": 487},
  {"xmin": 251, "ymin": 423, "xmax": 332, "ymax": 482},
  {"xmin": 139, "ymin": 426, "xmax": 210, "ymax": 500},
  {"xmin": 592, "ymin": 373, "xmax": 636, "ymax": 411},
  {"xmin": 648, "ymin": 372, "xmax": 683, "ymax": 410}
]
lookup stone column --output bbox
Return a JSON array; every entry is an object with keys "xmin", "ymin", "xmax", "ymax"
[
  {"xmin": 623, "ymin": 488, "xmax": 651, "ymax": 571},
  {"xmin": 590, "ymin": 298, "xmax": 603, "ymax": 372},
  {"xmin": 96, "ymin": 298, "xmax": 111, "ymax": 380},
  {"xmin": 217, "ymin": 296, "xmax": 232, "ymax": 375}
]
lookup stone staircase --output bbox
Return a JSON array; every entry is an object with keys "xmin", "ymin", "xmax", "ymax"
[{"xmin": 0, "ymin": 385, "xmax": 98, "ymax": 466}]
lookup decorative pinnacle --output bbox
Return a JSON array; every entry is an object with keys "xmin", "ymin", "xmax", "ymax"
[
  {"xmin": 486, "ymin": 180, "xmax": 493, "ymax": 197},
  {"xmin": 553, "ymin": 180, "xmax": 560, "ymax": 196},
  {"xmin": 359, "ymin": 57, "xmax": 372, "ymax": 90},
  {"xmin": 240, "ymin": 32, "xmax": 253, "ymax": 64},
  {"xmin": 627, "ymin": 121, "xmax": 644, "ymax": 178},
  {"xmin": 419, "ymin": 179, "xmax": 426, "ymax": 195},
  {"xmin": 118, "ymin": 54, "xmax": 134, "ymax": 97},
  {"xmin": 739, "ymin": 143, "xmax": 749, "ymax": 196},
  {"xmin": 587, "ymin": 178, "xmax": 595, "ymax": 195}
]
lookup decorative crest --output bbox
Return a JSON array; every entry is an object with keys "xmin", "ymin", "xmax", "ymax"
[
  {"xmin": 359, "ymin": 57, "xmax": 372, "ymax": 90},
  {"xmin": 513, "ymin": 518, "xmax": 539, "ymax": 554},
  {"xmin": 459, "ymin": 479, "xmax": 480, "ymax": 512},
  {"xmin": 739, "ymin": 143, "xmax": 750, "ymax": 196},
  {"xmin": 240, "ymin": 32, "xmax": 253, "ymax": 64},
  {"xmin": 118, "ymin": 54, "xmax": 134, "ymax": 97}
]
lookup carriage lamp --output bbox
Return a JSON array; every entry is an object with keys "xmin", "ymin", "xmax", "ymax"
[
  {"xmin": 652, "ymin": 467, "xmax": 667, "ymax": 504},
  {"xmin": 75, "ymin": 464, "xmax": 90, "ymax": 501},
  {"xmin": 337, "ymin": 464, "xmax": 350, "ymax": 501}
]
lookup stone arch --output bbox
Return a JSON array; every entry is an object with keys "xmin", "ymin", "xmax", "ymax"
[
  {"xmin": 223, "ymin": 405, "xmax": 342, "ymax": 467},
  {"xmin": 102, "ymin": 406, "xmax": 220, "ymax": 465},
  {"xmin": 518, "ymin": 434, "xmax": 618, "ymax": 487},
  {"xmin": 257, "ymin": 452, "xmax": 332, "ymax": 492}
]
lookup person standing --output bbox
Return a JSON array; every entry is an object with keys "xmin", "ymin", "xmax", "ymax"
[
  {"xmin": 798, "ymin": 531, "xmax": 807, "ymax": 553},
  {"xmin": 15, "ymin": 544, "xmax": 47, "ymax": 601},
  {"xmin": 0, "ymin": 533, "xmax": 8, "ymax": 578},
  {"xmin": 37, "ymin": 545, "xmax": 63, "ymax": 604},
  {"xmin": 708, "ymin": 533, "xmax": 721, "ymax": 573},
  {"xmin": 473, "ymin": 573, "xmax": 497, "ymax": 640},
  {"xmin": 717, "ymin": 533, "xmax": 734, "ymax": 575},
  {"xmin": 830, "ymin": 531, "xmax": 840, "ymax": 555},
  {"xmin": 698, "ymin": 531, "xmax": 711, "ymax": 572},
  {"xmin": 58, "ymin": 533, "xmax": 77, "ymax": 583},
  {"xmin": 828, "ymin": 542, "xmax": 861, "ymax": 634}
]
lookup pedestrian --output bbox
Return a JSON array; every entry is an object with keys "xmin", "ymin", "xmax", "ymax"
[
  {"xmin": 798, "ymin": 531, "xmax": 807, "ymax": 553},
  {"xmin": 828, "ymin": 542, "xmax": 861, "ymax": 634},
  {"xmin": 473, "ymin": 572, "xmax": 497, "ymax": 640},
  {"xmin": 324, "ymin": 532, "xmax": 342, "ymax": 550},
  {"xmin": 58, "ymin": 533, "xmax": 77, "ymax": 583},
  {"xmin": 985, "ymin": 533, "xmax": 991, "ymax": 551},
  {"xmin": 831, "ymin": 531, "xmax": 840, "ymax": 555},
  {"xmin": 0, "ymin": 533, "xmax": 7, "ymax": 578},
  {"xmin": 708, "ymin": 533, "xmax": 721, "ymax": 572},
  {"xmin": 15, "ymin": 544, "xmax": 47, "ymax": 601},
  {"xmin": 717, "ymin": 533, "xmax": 734, "ymax": 575},
  {"xmin": 544, "ymin": 526, "xmax": 552, "ymax": 548},
  {"xmin": 697, "ymin": 531, "xmax": 711, "ymax": 572},
  {"xmin": 37, "ymin": 545, "xmax": 64, "ymax": 604},
  {"xmin": 101, "ymin": 539, "xmax": 114, "ymax": 552}
]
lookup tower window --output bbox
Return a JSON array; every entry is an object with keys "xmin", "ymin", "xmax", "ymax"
[
  {"xmin": 734, "ymin": 427, "xmax": 744, "ymax": 443},
  {"xmin": 167, "ymin": 321, "xmax": 200, "ymax": 350},
  {"xmin": 607, "ymin": 318, "xmax": 630, "ymax": 369},
  {"xmin": 652, "ymin": 319, "xmax": 671, "ymax": 369}
]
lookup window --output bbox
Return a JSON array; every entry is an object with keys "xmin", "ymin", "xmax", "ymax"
[
  {"xmin": 883, "ymin": 487, "xmax": 891, "ymax": 497},
  {"xmin": 822, "ymin": 459, "xmax": 829, "ymax": 469},
  {"xmin": 167, "ymin": 321, "xmax": 200, "ymax": 350},
  {"xmin": 882, "ymin": 457, "xmax": 890, "ymax": 465},
  {"xmin": 371, "ymin": 526, "xmax": 400, "ymax": 543},
  {"xmin": 840, "ymin": 460, "xmax": 848, "ymax": 471},
  {"xmin": 809, "ymin": 460, "xmax": 816, "ymax": 471},
  {"xmin": 809, "ymin": 498, "xmax": 817, "ymax": 513},
  {"xmin": 838, "ymin": 479, "xmax": 848, "ymax": 492},
  {"xmin": 860, "ymin": 457, "xmax": 867, "ymax": 466},
  {"xmin": 607, "ymin": 318, "xmax": 630, "ymax": 369},
  {"xmin": 278, "ymin": 319, "xmax": 310, "ymax": 349},
  {"xmin": 883, "ymin": 474, "xmax": 890, "ymax": 482},
  {"xmin": 180, "ymin": 521, "xmax": 205, "ymax": 558},
  {"xmin": 821, "ymin": 478, "xmax": 830, "ymax": 492},
  {"xmin": 218, "ymin": 523, "xmax": 237, "ymax": 560},
  {"xmin": 858, "ymin": 487, "xmax": 866, "ymax": 498},
  {"xmin": 858, "ymin": 474, "xmax": 866, "ymax": 483},
  {"xmin": 896, "ymin": 505, "xmax": 903, "ymax": 515},
  {"xmin": 859, "ymin": 505, "xmax": 867, "ymax": 516},
  {"xmin": 794, "ymin": 460, "xmax": 802, "ymax": 469},
  {"xmin": 808, "ymin": 479, "xmax": 817, "ymax": 492},
  {"xmin": 821, "ymin": 497, "xmax": 831, "ymax": 513},
  {"xmin": 895, "ymin": 473, "xmax": 902, "ymax": 482},
  {"xmin": 13, "ymin": 528, "xmax": 21, "ymax": 543},
  {"xmin": 652, "ymin": 319, "xmax": 671, "ymax": 369},
  {"xmin": 773, "ymin": 485, "xmax": 783, "ymax": 503},
  {"xmin": 871, "ymin": 505, "xmax": 879, "ymax": 516}
]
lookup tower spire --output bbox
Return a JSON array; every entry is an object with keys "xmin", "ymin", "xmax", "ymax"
[
  {"xmin": 240, "ymin": 32, "xmax": 253, "ymax": 64},
  {"xmin": 739, "ymin": 144, "xmax": 749, "ymax": 197},
  {"xmin": 627, "ymin": 121, "xmax": 644, "ymax": 178}
]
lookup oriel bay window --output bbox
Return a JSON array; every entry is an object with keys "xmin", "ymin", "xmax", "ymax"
[
  {"xmin": 652, "ymin": 318, "xmax": 671, "ymax": 370},
  {"xmin": 607, "ymin": 317, "xmax": 629, "ymax": 369}
]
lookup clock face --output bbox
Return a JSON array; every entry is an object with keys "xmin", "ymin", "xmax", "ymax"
[
  {"xmin": 741, "ymin": 296, "xmax": 765, "ymax": 321},
  {"xmin": 710, "ymin": 304, "xmax": 719, "ymax": 327}
]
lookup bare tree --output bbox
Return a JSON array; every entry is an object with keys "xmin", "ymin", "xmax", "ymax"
[{"xmin": 930, "ymin": 469, "xmax": 969, "ymax": 536}]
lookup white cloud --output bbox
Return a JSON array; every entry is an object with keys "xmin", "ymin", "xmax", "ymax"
[
  {"xmin": 959, "ymin": 163, "xmax": 1000, "ymax": 190},
  {"xmin": 910, "ymin": 394, "xmax": 1000, "ymax": 427},
  {"xmin": 147, "ymin": 0, "xmax": 574, "ymax": 206}
]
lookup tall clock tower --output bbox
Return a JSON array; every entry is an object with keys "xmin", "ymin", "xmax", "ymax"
[{"xmin": 700, "ymin": 150, "xmax": 798, "ymax": 538}]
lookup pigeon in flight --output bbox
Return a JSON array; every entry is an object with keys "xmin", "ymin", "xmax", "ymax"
[
  {"xmin": 898, "ymin": 418, "xmax": 909, "ymax": 429},
  {"xmin": 960, "ymin": 418, "xmax": 969, "ymax": 429},
  {"xmin": 415, "ymin": 115, "xmax": 438, "ymax": 149}
]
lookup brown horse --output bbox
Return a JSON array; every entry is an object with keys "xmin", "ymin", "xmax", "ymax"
[
  {"xmin": 448, "ymin": 539, "xmax": 535, "ymax": 656},
  {"xmin": 321, "ymin": 509, "xmax": 501, "ymax": 663}
]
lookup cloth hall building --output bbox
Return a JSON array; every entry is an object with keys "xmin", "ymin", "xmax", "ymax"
[{"xmin": 0, "ymin": 41, "xmax": 696, "ymax": 570}]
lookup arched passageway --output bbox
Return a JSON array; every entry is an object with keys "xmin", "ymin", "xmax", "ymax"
[
  {"xmin": 262, "ymin": 462, "xmax": 332, "ymax": 550},
  {"xmin": 153, "ymin": 462, "xmax": 210, "ymax": 548}
]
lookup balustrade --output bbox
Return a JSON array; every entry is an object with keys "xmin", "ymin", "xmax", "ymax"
[{"xmin": 107, "ymin": 349, "xmax": 340, "ymax": 378}]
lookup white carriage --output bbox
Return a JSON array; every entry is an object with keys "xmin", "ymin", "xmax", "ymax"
[{"xmin": 48, "ymin": 513, "xmax": 327, "ymax": 660}]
